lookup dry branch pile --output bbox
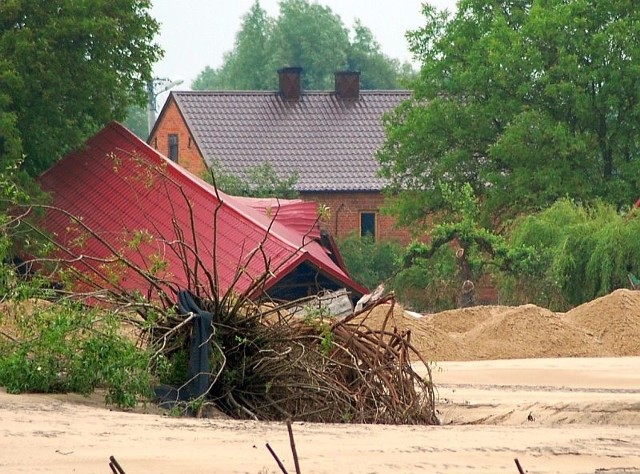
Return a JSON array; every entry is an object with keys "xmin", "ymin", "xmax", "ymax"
[{"xmin": 150, "ymin": 292, "xmax": 438, "ymax": 425}]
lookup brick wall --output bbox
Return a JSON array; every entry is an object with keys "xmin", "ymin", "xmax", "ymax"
[
  {"xmin": 300, "ymin": 191, "xmax": 413, "ymax": 244},
  {"xmin": 148, "ymin": 97, "xmax": 207, "ymax": 177}
]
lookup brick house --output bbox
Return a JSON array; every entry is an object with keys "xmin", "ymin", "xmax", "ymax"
[{"xmin": 148, "ymin": 68, "xmax": 412, "ymax": 243}]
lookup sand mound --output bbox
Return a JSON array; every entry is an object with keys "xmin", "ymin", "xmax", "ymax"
[
  {"xmin": 564, "ymin": 288, "xmax": 640, "ymax": 356},
  {"xmin": 354, "ymin": 303, "xmax": 465, "ymax": 361},
  {"xmin": 358, "ymin": 290, "xmax": 640, "ymax": 361},
  {"xmin": 459, "ymin": 304, "xmax": 606, "ymax": 360},
  {"xmin": 425, "ymin": 305, "xmax": 497, "ymax": 334}
]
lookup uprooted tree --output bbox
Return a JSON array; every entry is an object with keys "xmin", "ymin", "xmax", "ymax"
[{"xmin": 1, "ymin": 150, "xmax": 438, "ymax": 424}]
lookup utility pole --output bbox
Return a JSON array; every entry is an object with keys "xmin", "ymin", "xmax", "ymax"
[{"xmin": 146, "ymin": 77, "xmax": 184, "ymax": 134}]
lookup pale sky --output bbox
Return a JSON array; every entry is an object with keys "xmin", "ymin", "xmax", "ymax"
[{"xmin": 150, "ymin": 0, "xmax": 458, "ymax": 103}]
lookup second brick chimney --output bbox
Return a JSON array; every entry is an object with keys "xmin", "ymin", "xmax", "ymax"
[
  {"xmin": 278, "ymin": 67, "xmax": 303, "ymax": 101},
  {"xmin": 335, "ymin": 71, "xmax": 360, "ymax": 100}
]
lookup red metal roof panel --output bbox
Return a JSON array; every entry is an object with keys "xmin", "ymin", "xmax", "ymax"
[{"xmin": 37, "ymin": 122, "xmax": 367, "ymax": 301}]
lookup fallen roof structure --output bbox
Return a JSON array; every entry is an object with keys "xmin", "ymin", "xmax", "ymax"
[{"xmin": 37, "ymin": 122, "xmax": 367, "ymax": 303}]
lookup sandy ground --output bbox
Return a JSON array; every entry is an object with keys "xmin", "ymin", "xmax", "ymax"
[{"xmin": 2, "ymin": 356, "xmax": 639, "ymax": 474}]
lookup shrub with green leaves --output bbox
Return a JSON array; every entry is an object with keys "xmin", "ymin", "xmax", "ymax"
[
  {"xmin": 338, "ymin": 233, "xmax": 402, "ymax": 291},
  {"xmin": 391, "ymin": 245, "xmax": 458, "ymax": 312},
  {"xmin": 0, "ymin": 301, "xmax": 153, "ymax": 408},
  {"xmin": 202, "ymin": 160, "xmax": 299, "ymax": 198},
  {"xmin": 504, "ymin": 199, "xmax": 640, "ymax": 310}
]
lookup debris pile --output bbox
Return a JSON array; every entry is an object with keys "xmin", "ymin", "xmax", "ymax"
[{"xmin": 151, "ymin": 291, "xmax": 438, "ymax": 424}]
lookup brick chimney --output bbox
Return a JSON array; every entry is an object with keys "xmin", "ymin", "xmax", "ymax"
[
  {"xmin": 335, "ymin": 71, "xmax": 360, "ymax": 100},
  {"xmin": 278, "ymin": 67, "xmax": 303, "ymax": 101}
]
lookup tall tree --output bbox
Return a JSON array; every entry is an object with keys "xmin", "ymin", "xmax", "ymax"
[
  {"xmin": 378, "ymin": 1, "xmax": 640, "ymax": 227},
  {"xmin": 0, "ymin": 0, "xmax": 161, "ymax": 175},
  {"xmin": 269, "ymin": 0, "xmax": 349, "ymax": 90},
  {"xmin": 192, "ymin": 0, "xmax": 407, "ymax": 91},
  {"xmin": 0, "ymin": 60, "xmax": 22, "ymax": 168},
  {"xmin": 123, "ymin": 105, "xmax": 149, "ymax": 140},
  {"xmin": 347, "ymin": 21, "xmax": 403, "ymax": 90},
  {"xmin": 193, "ymin": 1, "xmax": 274, "ymax": 90}
]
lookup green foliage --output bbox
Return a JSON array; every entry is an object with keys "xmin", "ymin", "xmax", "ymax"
[
  {"xmin": 270, "ymin": 0, "xmax": 350, "ymax": 90},
  {"xmin": 203, "ymin": 160, "xmax": 299, "ymax": 199},
  {"xmin": 155, "ymin": 350, "xmax": 189, "ymax": 386},
  {"xmin": 378, "ymin": 1, "xmax": 640, "ymax": 225},
  {"xmin": 338, "ymin": 233, "xmax": 402, "ymax": 290},
  {"xmin": 0, "ymin": 0, "xmax": 161, "ymax": 175},
  {"xmin": 347, "ymin": 20, "xmax": 406, "ymax": 90},
  {"xmin": 123, "ymin": 104, "xmax": 149, "ymax": 140},
  {"xmin": 193, "ymin": 1, "xmax": 274, "ymax": 90},
  {"xmin": 404, "ymin": 182, "xmax": 541, "ymax": 276},
  {"xmin": 505, "ymin": 199, "xmax": 640, "ymax": 310},
  {"xmin": 337, "ymin": 231, "xmax": 462, "ymax": 312},
  {"xmin": 0, "ymin": 302, "xmax": 152, "ymax": 408},
  {"xmin": 395, "ymin": 181, "xmax": 542, "ymax": 310},
  {"xmin": 391, "ymin": 245, "xmax": 458, "ymax": 312},
  {"xmin": 192, "ymin": 0, "xmax": 408, "ymax": 91}
]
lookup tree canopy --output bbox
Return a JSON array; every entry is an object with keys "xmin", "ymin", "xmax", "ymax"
[
  {"xmin": 0, "ymin": 0, "xmax": 162, "ymax": 175},
  {"xmin": 377, "ymin": 0, "xmax": 640, "ymax": 227},
  {"xmin": 192, "ymin": 0, "xmax": 410, "ymax": 91}
]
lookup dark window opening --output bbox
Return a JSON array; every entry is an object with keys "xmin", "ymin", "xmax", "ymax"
[
  {"xmin": 168, "ymin": 134, "xmax": 179, "ymax": 162},
  {"xmin": 360, "ymin": 212, "xmax": 376, "ymax": 240}
]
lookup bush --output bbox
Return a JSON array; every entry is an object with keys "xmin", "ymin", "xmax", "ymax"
[
  {"xmin": 338, "ymin": 233, "xmax": 402, "ymax": 291},
  {"xmin": 503, "ymin": 199, "xmax": 640, "ymax": 310},
  {"xmin": 391, "ymin": 245, "xmax": 458, "ymax": 312},
  {"xmin": 0, "ymin": 301, "xmax": 153, "ymax": 408}
]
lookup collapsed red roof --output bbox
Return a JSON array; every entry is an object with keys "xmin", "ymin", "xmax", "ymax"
[{"xmin": 37, "ymin": 122, "xmax": 367, "ymax": 302}]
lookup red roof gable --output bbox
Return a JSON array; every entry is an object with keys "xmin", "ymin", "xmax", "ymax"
[{"xmin": 37, "ymin": 122, "xmax": 367, "ymax": 302}]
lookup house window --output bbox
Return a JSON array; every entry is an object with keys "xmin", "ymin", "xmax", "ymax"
[
  {"xmin": 168, "ymin": 134, "xmax": 179, "ymax": 162},
  {"xmin": 360, "ymin": 212, "xmax": 376, "ymax": 240}
]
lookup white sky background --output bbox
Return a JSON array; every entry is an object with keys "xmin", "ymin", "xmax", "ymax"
[{"xmin": 150, "ymin": 0, "xmax": 458, "ymax": 103}]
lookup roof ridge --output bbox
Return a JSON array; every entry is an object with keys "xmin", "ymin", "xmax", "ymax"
[{"xmin": 173, "ymin": 89, "xmax": 411, "ymax": 95}]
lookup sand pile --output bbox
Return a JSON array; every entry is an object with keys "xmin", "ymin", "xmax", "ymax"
[
  {"xmin": 361, "ymin": 289, "xmax": 640, "ymax": 361},
  {"xmin": 564, "ymin": 288, "xmax": 640, "ymax": 356}
]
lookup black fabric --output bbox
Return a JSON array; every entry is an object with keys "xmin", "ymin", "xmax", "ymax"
[
  {"xmin": 154, "ymin": 290, "xmax": 213, "ymax": 406},
  {"xmin": 178, "ymin": 290, "xmax": 214, "ymax": 399}
]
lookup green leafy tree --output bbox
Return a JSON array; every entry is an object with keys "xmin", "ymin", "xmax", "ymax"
[
  {"xmin": 347, "ymin": 21, "xmax": 404, "ymax": 90},
  {"xmin": 0, "ymin": 0, "xmax": 162, "ymax": 175},
  {"xmin": 193, "ymin": 1, "xmax": 274, "ymax": 90},
  {"xmin": 122, "ymin": 104, "xmax": 150, "ymax": 140},
  {"xmin": 506, "ymin": 199, "xmax": 640, "ymax": 310},
  {"xmin": 402, "ymin": 181, "xmax": 540, "ymax": 308},
  {"xmin": 338, "ymin": 233, "xmax": 402, "ymax": 290},
  {"xmin": 192, "ymin": 0, "xmax": 407, "ymax": 91},
  {"xmin": 378, "ymin": 1, "xmax": 640, "ymax": 226},
  {"xmin": 269, "ymin": 0, "xmax": 349, "ymax": 90},
  {"xmin": 123, "ymin": 104, "xmax": 149, "ymax": 140}
]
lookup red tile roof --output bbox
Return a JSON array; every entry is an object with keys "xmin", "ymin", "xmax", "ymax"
[
  {"xmin": 170, "ymin": 90, "xmax": 411, "ymax": 192},
  {"xmin": 37, "ymin": 122, "xmax": 367, "ymax": 302}
]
